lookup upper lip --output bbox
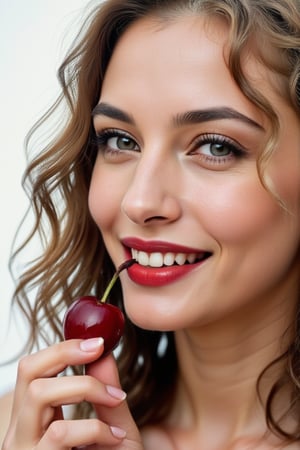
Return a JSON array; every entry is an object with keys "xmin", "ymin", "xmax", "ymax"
[{"xmin": 122, "ymin": 237, "xmax": 208, "ymax": 254}]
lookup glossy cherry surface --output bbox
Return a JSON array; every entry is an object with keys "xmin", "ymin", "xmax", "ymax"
[
  {"xmin": 63, "ymin": 296, "xmax": 125, "ymax": 357},
  {"xmin": 63, "ymin": 259, "xmax": 135, "ymax": 357}
]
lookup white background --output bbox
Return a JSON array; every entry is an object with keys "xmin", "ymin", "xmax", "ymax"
[{"xmin": 0, "ymin": 0, "xmax": 96, "ymax": 395}]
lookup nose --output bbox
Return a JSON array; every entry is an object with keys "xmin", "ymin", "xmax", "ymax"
[{"xmin": 121, "ymin": 152, "xmax": 182, "ymax": 225}]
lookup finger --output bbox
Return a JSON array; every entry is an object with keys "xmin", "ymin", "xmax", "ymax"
[
  {"xmin": 86, "ymin": 353, "xmax": 121, "ymax": 387},
  {"xmin": 86, "ymin": 355, "xmax": 141, "ymax": 445},
  {"xmin": 14, "ymin": 374, "xmax": 127, "ymax": 445},
  {"xmin": 18, "ymin": 338, "xmax": 105, "ymax": 380},
  {"xmin": 37, "ymin": 419, "xmax": 124, "ymax": 450},
  {"xmin": 10, "ymin": 338, "xmax": 104, "ymax": 424}
]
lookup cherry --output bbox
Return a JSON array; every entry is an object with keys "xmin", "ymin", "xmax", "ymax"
[{"xmin": 63, "ymin": 259, "xmax": 135, "ymax": 357}]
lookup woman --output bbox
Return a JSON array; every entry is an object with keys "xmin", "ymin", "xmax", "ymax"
[{"xmin": 1, "ymin": 0, "xmax": 300, "ymax": 448}]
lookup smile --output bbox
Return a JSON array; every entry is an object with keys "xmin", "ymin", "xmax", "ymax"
[
  {"xmin": 122, "ymin": 238, "xmax": 211, "ymax": 287},
  {"xmin": 131, "ymin": 249, "xmax": 206, "ymax": 267}
]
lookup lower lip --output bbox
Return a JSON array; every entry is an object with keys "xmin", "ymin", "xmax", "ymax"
[{"xmin": 127, "ymin": 261, "xmax": 204, "ymax": 287}]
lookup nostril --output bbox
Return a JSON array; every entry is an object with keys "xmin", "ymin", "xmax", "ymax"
[
  {"xmin": 144, "ymin": 216, "xmax": 167, "ymax": 223},
  {"xmin": 121, "ymin": 190, "xmax": 182, "ymax": 226}
]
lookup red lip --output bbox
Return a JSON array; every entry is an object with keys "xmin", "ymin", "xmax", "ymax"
[
  {"xmin": 122, "ymin": 237, "xmax": 204, "ymax": 254},
  {"xmin": 127, "ymin": 262, "xmax": 204, "ymax": 287},
  {"xmin": 122, "ymin": 237, "xmax": 211, "ymax": 287}
]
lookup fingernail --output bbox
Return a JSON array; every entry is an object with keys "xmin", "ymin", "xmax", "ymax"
[
  {"xmin": 110, "ymin": 426, "xmax": 127, "ymax": 439},
  {"xmin": 106, "ymin": 385, "xmax": 127, "ymax": 400},
  {"xmin": 80, "ymin": 337, "xmax": 104, "ymax": 352}
]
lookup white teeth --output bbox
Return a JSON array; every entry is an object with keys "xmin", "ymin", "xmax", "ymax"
[
  {"xmin": 149, "ymin": 252, "xmax": 164, "ymax": 267},
  {"xmin": 164, "ymin": 252, "xmax": 175, "ymax": 266},
  {"xmin": 138, "ymin": 251, "xmax": 149, "ymax": 266},
  {"xmin": 175, "ymin": 253, "xmax": 186, "ymax": 266},
  {"xmin": 187, "ymin": 253, "xmax": 197, "ymax": 264},
  {"xmin": 131, "ymin": 249, "xmax": 199, "ymax": 267},
  {"xmin": 131, "ymin": 248, "xmax": 138, "ymax": 260}
]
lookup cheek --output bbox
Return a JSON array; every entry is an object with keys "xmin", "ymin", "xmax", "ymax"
[
  {"xmin": 198, "ymin": 176, "xmax": 300, "ymax": 298},
  {"xmin": 205, "ymin": 188, "xmax": 277, "ymax": 243},
  {"xmin": 191, "ymin": 173, "xmax": 300, "ymax": 303},
  {"xmin": 194, "ymin": 174, "xmax": 296, "ymax": 247},
  {"xmin": 88, "ymin": 164, "xmax": 122, "ymax": 231}
]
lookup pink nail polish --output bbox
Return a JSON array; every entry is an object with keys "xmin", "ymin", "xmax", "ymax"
[
  {"xmin": 79, "ymin": 337, "xmax": 104, "ymax": 352},
  {"xmin": 106, "ymin": 385, "xmax": 127, "ymax": 400},
  {"xmin": 110, "ymin": 426, "xmax": 127, "ymax": 439}
]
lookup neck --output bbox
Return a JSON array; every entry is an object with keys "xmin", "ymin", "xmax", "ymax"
[{"xmin": 169, "ymin": 291, "xmax": 297, "ymax": 447}]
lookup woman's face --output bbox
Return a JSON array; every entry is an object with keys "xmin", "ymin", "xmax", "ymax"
[{"xmin": 89, "ymin": 15, "xmax": 300, "ymax": 331}]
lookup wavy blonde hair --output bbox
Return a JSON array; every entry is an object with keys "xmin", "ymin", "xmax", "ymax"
[{"xmin": 9, "ymin": 0, "xmax": 300, "ymax": 442}]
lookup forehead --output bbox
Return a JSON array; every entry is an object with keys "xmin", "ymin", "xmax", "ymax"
[
  {"xmin": 100, "ymin": 15, "xmax": 265, "ymax": 125},
  {"xmin": 103, "ymin": 14, "xmax": 230, "ymax": 83},
  {"xmin": 100, "ymin": 13, "xmax": 297, "ymax": 133}
]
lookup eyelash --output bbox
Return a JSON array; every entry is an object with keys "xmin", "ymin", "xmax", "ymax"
[
  {"xmin": 190, "ymin": 133, "xmax": 247, "ymax": 164},
  {"xmin": 93, "ymin": 129, "xmax": 138, "ymax": 154},
  {"xmin": 93, "ymin": 129, "xmax": 247, "ymax": 164}
]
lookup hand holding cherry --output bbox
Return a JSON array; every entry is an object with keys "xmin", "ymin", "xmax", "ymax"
[{"xmin": 63, "ymin": 259, "xmax": 135, "ymax": 357}]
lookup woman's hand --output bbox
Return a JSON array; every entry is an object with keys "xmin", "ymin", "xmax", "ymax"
[{"xmin": 2, "ymin": 338, "xmax": 143, "ymax": 449}]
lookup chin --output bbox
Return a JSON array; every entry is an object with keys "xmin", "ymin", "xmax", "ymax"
[
  {"xmin": 123, "ymin": 299, "xmax": 190, "ymax": 332},
  {"xmin": 125, "ymin": 307, "xmax": 170, "ymax": 331}
]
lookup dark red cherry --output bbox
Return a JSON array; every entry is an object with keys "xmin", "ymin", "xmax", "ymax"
[
  {"xmin": 63, "ymin": 259, "xmax": 135, "ymax": 357},
  {"xmin": 63, "ymin": 296, "xmax": 125, "ymax": 357}
]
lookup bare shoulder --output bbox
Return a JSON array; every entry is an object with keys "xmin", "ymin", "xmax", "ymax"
[
  {"xmin": 0, "ymin": 390, "xmax": 14, "ymax": 444},
  {"xmin": 141, "ymin": 425, "xmax": 174, "ymax": 450}
]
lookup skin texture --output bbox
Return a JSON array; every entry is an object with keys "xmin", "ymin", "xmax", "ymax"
[
  {"xmin": 90, "ymin": 16, "xmax": 300, "ymax": 333},
  {"xmin": 89, "ymin": 15, "xmax": 300, "ymax": 448},
  {"xmin": 2, "ymin": 13, "xmax": 300, "ymax": 450},
  {"xmin": 0, "ymin": 392, "xmax": 14, "ymax": 442},
  {"xmin": 1, "ymin": 339, "xmax": 142, "ymax": 449}
]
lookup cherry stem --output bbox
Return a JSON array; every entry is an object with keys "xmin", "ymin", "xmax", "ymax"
[{"xmin": 100, "ymin": 259, "xmax": 136, "ymax": 304}]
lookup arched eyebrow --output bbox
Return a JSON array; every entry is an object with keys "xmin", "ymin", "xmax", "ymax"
[
  {"xmin": 92, "ymin": 102, "xmax": 134, "ymax": 124},
  {"xmin": 174, "ymin": 107, "xmax": 264, "ymax": 130},
  {"xmin": 92, "ymin": 102, "xmax": 264, "ymax": 131}
]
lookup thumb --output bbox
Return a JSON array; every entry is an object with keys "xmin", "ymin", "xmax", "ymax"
[
  {"xmin": 86, "ymin": 353, "xmax": 122, "ymax": 388},
  {"xmin": 86, "ymin": 354, "xmax": 142, "ymax": 445}
]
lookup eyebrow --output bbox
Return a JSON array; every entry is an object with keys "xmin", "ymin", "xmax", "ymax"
[
  {"xmin": 92, "ymin": 102, "xmax": 134, "ymax": 124},
  {"xmin": 92, "ymin": 102, "xmax": 264, "ymax": 131},
  {"xmin": 174, "ymin": 107, "xmax": 264, "ymax": 130}
]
